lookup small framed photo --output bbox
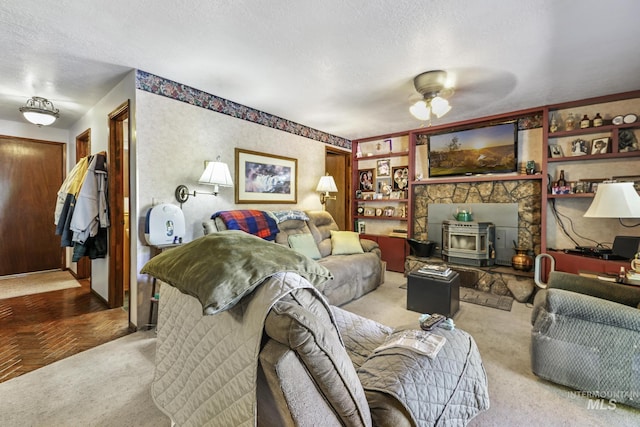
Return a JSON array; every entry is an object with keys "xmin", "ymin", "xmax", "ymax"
[
  {"xmin": 549, "ymin": 144, "xmax": 564, "ymax": 158},
  {"xmin": 570, "ymin": 139, "xmax": 589, "ymax": 156},
  {"xmin": 390, "ymin": 191, "xmax": 402, "ymax": 200},
  {"xmin": 375, "ymin": 208, "xmax": 383, "ymax": 217},
  {"xmin": 591, "ymin": 137, "xmax": 610, "ymax": 155},
  {"xmin": 358, "ymin": 169, "xmax": 374, "ymax": 191},
  {"xmin": 364, "ymin": 207, "xmax": 375, "ymax": 217},
  {"xmin": 384, "ymin": 206, "xmax": 395, "ymax": 217},
  {"xmin": 361, "ymin": 192, "xmax": 374, "ymax": 200},
  {"xmin": 376, "ymin": 159, "xmax": 391, "ymax": 177},
  {"xmin": 392, "ymin": 166, "xmax": 409, "ymax": 190},
  {"xmin": 357, "ymin": 221, "xmax": 366, "ymax": 234},
  {"xmin": 376, "ymin": 178, "xmax": 392, "ymax": 196}
]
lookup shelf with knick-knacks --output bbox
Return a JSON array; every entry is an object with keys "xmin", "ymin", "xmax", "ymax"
[{"xmin": 547, "ymin": 95, "xmax": 640, "ymax": 159}]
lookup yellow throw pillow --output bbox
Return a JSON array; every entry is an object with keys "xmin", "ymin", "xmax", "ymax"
[{"xmin": 330, "ymin": 230, "xmax": 364, "ymax": 255}]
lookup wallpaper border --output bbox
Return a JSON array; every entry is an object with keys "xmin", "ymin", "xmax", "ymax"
[{"xmin": 135, "ymin": 70, "xmax": 351, "ymax": 150}]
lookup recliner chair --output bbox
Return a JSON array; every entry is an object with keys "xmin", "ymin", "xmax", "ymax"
[{"xmin": 531, "ymin": 271, "xmax": 640, "ymax": 409}]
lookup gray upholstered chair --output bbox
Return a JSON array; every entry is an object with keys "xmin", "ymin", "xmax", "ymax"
[{"xmin": 531, "ymin": 271, "xmax": 640, "ymax": 409}]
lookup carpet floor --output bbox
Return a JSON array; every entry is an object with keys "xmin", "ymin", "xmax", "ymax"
[
  {"xmin": 0, "ymin": 270, "xmax": 80, "ymax": 300},
  {"xmin": 0, "ymin": 271, "xmax": 638, "ymax": 426}
]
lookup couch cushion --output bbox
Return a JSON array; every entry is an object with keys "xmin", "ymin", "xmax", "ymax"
[
  {"xmin": 330, "ymin": 230, "xmax": 364, "ymax": 255},
  {"xmin": 140, "ymin": 230, "xmax": 332, "ymax": 314},
  {"xmin": 264, "ymin": 298, "xmax": 372, "ymax": 427},
  {"xmin": 288, "ymin": 233, "xmax": 322, "ymax": 260}
]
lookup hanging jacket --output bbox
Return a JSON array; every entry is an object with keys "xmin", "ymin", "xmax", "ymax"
[
  {"xmin": 54, "ymin": 156, "xmax": 89, "ymax": 226},
  {"xmin": 70, "ymin": 152, "xmax": 109, "ymax": 244}
]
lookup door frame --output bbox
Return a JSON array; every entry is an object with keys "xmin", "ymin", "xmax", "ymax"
[
  {"xmin": 324, "ymin": 146, "xmax": 351, "ymax": 230},
  {"xmin": 72, "ymin": 129, "xmax": 91, "ymax": 280},
  {"xmin": 107, "ymin": 101, "xmax": 130, "ymax": 308}
]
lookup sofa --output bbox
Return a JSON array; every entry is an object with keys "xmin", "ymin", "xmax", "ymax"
[
  {"xmin": 141, "ymin": 231, "xmax": 490, "ymax": 426},
  {"xmin": 531, "ymin": 271, "xmax": 640, "ymax": 409},
  {"xmin": 203, "ymin": 210, "xmax": 383, "ymax": 306}
]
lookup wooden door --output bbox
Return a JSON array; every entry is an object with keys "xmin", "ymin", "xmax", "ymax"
[
  {"xmin": 0, "ymin": 136, "xmax": 64, "ymax": 276},
  {"xmin": 325, "ymin": 149, "xmax": 350, "ymax": 230}
]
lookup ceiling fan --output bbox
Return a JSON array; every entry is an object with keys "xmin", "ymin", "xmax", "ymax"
[
  {"xmin": 409, "ymin": 70, "xmax": 454, "ymax": 121},
  {"xmin": 408, "ymin": 68, "xmax": 517, "ymax": 123}
]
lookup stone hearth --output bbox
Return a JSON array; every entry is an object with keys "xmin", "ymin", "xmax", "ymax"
[{"xmin": 405, "ymin": 255, "xmax": 536, "ymax": 303}]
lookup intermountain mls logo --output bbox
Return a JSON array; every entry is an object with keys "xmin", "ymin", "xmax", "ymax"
[{"xmin": 568, "ymin": 390, "xmax": 640, "ymax": 410}]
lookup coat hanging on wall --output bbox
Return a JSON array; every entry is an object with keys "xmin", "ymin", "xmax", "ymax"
[{"xmin": 54, "ymin": 151, "xmax": 110, "ymax": 261}]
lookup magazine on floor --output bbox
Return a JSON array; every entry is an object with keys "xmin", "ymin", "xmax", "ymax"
[{"xmin": 373, "ymin": 329, "xmax": 447, "ymax": 358}]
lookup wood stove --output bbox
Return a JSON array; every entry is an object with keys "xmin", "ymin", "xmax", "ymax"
[{"xmin": 442, "ymin": 220, "xmax": 495, "ymax": 266}]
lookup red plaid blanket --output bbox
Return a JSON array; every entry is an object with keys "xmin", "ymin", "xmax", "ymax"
[{"xmin": 212, "ymin": 210, "xmax": 279, "ymax": 241}]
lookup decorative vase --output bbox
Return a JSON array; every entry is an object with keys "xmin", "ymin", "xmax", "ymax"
[{"xmin": 512, "ymin": 248, "xmax": 534, "ymax": 272}]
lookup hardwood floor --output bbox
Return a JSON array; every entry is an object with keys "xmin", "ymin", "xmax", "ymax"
[{"xmin": 0, "ymin": 275, "xmax": 131, "ymax": 383}]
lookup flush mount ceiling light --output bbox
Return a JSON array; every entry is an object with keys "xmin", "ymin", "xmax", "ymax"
[
  {"xmin": 19, "ymin": 96, "xmax": 60, "ymax": 126},
  {"xmin": 409, "ymin": 70, "xmax": 454, "ymax": 122}
]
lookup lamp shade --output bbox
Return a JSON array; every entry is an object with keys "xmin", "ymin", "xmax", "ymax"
[
  {"xmin": 316, "ymin": 175, "xmax": 338, "ymax": 193},
  {"xmin": 198, "ymin": 161, "xmax": 233, "ymax": 187},
  {"xmin": 584, "ymin": 182, "xmax": 640, "ymax": 218}
]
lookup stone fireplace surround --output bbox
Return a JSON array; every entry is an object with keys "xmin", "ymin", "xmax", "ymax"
[{"xmin": 408, "ymin": 179, "xmax": 542, "ymax": 301}]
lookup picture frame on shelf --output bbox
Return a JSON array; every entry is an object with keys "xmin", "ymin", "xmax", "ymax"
[
  {"xmin": 613, "ymin": 175, "xmax": 640, "ymax": 192},
  {"xmin": 549, "ymin": 144, "xmax": 563, "ymax": 158},
  {"xmin": 392, "ymin": 166, "xmax": 409, "ymax": 190},
  {"xmin": 376, "ymin": 159, "xmax": 391, "ymax": 177},
  {"xmin": 361, "ymin": 192, "xmax": 375, "ymax": 200},
  {"xmin": 375, "ymin": 208, "xmax": 383, "ymax": 217},
  {"xmin": 384, "ymin": 206, "xmax": 395, "ymax": 217},
  {"xmin": 359, "ymin": 169, "xmax": 374, "ymax": 191},
  {"xmin": 618, "ymin": 129, "xmax": 639, "ymax": 152},
  {"xmin": 590, "ymin": 137, "xmax": 609, "ymax": 155},
  {"xmin": 376, "ymin": 178, "xmax": 392, "ymax": 196},
  {"xmin": 390, "ymin": 191, "xmax": 402, "ymax": 200},
  {"xmin": 570, "ymin": 139, "xmax": 589, "ymax": 156},
  {"xmin": 375, "ymin": 138, "xmax": 392, "ymax": 154},
  {"xmin": 235, "ymin": 148, "xmax": 297, "ymax": 203},
  {"xmin": 364, "ymin": 207, "xmax": 375, "ymax": 217},
  {"xmin": 357, "ymin": 221, "xmax": 366, "ymax": 234}
]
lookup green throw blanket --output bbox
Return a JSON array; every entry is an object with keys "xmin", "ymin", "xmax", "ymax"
[{"xmin": 141, "ymin": 230, "xmax": 333, "ymax": 314}]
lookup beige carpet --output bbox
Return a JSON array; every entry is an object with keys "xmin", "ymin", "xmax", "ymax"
[
  {"xmin": 0, "ymin": 270, "xmax": 81, "ymax": 300},
  {"xmin": 0, "ymin": 271, "xmax": 639, "ymax": 426}
]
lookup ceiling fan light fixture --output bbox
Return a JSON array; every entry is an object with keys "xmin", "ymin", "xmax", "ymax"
[
  {"xmin": 19, "ymin": 96, "xmax": 59, "ymax": 126},
  {"xmin": 409, "ymin": 100, "xmax": 431, "ymax": 121},
  {"xmin": 430, "ymin": 96, "xmax": 451, "ymax": 118},
  {"xmin": 410, "ymin": 70, "xmax": 454, "ymax": 121}
]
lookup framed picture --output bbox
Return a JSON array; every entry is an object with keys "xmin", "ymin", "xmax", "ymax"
[
  {"xmin": 359, "ymin": 169, "xmax": 374, "ymax": 192},
  {"xmin": 549, "ymin": 144, "xmax": 564, "ymax": 158},
  {"xmin": 376, "ymin": 159, "xmax": 391, "ymax": 177},
  {"xmin": 235, "ymin": 148, "xmax": 297, "ymax": 203},
  {"xmin": 390, "ymin": 191, "xmax": 402, "ymax": 200},
  {"xmin": 591, "ymin": 137, "xmax": 610, "ymax": 155},
  {"xmin": 613, "ymin": 175, "xmax": 640, "ymax": 192},
  {"xmin": 357, "ymin": 221, "xmax": 366, "ymax": 234},
  {"xmin": 392, "ymin": 166, "xmax": 409, "ymax": 190},
  {"xmin": 570, "ymin": 139, "xmax": 589, "ymax": 156},
  {"xmin": 376, "ymin": 178, "xmax": 392, "ymax": 196},
  {"xmin": 363, "ymin": 207, "xmax": 375, "ymax": 217}
]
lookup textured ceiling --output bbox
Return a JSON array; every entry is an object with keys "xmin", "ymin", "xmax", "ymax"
[{"xmin": 1, "ymin": 1, "xmax": 639, "ymax": 140}]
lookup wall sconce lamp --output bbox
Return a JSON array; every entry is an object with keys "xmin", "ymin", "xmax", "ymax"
[
  {"xmin": 584, "ymin": 182, "xmax": 640, "ymax": 221},
  {"xmin": 175, "ymin": 156, "xmax": 233, "ymax": 204},
  {"xmin": 19, "ymin": 96, "xmax": 60, "ymax": 126},
  {"xmin": 316, "ymin": 174, "xmax": 338, "ymax": 209}
]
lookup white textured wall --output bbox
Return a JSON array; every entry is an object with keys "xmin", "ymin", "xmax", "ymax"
[
  {"xmin": 68, "ymin": 71, "xmax": 136, "ymax": 308},
  {"xmin": 134, "ymin": 90, "xmax": 330, "ymax": 327}
]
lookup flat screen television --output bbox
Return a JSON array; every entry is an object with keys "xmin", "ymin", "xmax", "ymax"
[{"xmin": 427, "ymin": 121, "xmax": 518, "ymax": 178}]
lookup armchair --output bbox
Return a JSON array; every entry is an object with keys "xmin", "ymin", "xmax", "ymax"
[{"xmin": 531, "ymin": 271, "xmax": 640, "ymax": 409}]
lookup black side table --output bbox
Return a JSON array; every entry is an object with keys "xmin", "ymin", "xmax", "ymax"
[{"xmin": 407, "ymin": 271, "xmax": 460, "ymax": 317}]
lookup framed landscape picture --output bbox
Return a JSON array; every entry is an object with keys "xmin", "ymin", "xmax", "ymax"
[{"xmin": 235, "ymin": 148, "xmax": 297, "ymax": 203}]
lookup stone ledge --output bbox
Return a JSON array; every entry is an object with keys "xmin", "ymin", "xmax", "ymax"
[{"xmin": 405, "ymin": 255, "xmax": 535, "ymax": 303}]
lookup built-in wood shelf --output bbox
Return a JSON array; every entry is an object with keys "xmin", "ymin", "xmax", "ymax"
[{"xmin": 411, "ymin": 174, "xmax": 543, "ymax": 186}]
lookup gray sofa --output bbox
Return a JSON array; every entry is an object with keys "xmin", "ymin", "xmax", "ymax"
[
  {"xmin": 531, "ymin": 271, "xmax": 640, "ymax": 409},
  {"xmin": 204, "ymin": 210, "xmax": 383, "ymax": 306}
]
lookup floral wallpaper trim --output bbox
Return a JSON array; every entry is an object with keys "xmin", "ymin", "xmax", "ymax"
[{"xmin": 135, "ymin": 70, "xmax": 351, "ymax": 150}]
